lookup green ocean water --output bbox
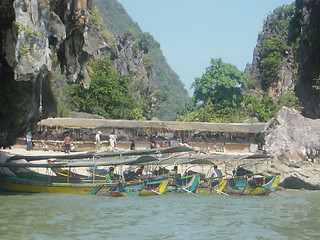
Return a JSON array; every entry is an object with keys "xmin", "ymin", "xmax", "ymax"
[{"xmin": 0, "ymin": 190, "xmax": 319, "ymax": 240}]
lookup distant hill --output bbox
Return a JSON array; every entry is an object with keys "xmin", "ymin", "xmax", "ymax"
[{"xmin": 93, "ymin": 0, "xmax": 190, "ymax": 120}]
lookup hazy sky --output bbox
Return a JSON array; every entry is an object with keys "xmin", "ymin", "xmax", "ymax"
[{"xmin": 117, "ymin": 0, "xmax": 294, "ymax": 95}]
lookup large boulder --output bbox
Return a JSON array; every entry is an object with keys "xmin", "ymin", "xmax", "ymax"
[
  {"xmin": 264, "ymin": 107, "xmax": 320, "ymax": 162},
  {"xmin": 262, "ymin": 107, "xmax": 320, "ymax": 189}
]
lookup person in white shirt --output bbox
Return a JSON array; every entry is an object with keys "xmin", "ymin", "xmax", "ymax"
[
  {"xmin": 95, "ymin": 131, "xmax": 102, "ymax": 150},
  {"xmin": 109, "ymin": 132, "xmax": 117, "ymax": 150}
]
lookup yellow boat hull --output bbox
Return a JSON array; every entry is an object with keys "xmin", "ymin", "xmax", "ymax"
[
  {"xmin": 197, "ymin": 179, "xmax": 227, "ymax": 194},
  {"xmin": 0, "ymin": 177, "xmax": 111, "ymax": 194},
  {"xmin": 139, "ymin": 180, "xmax": 169, "ymax": 196}
]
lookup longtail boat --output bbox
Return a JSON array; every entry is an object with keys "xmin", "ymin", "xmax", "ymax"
[
  {"xmin": 166, "ymin": 174, "xmax": 200, "ymax": 194},
  {"xmin": 156, "ymin": 153, "xmax": 280, "ymax": 196},
  {"xmin": 0, "ymin": 146, "xmax": 194, "ymax": 195},
  {"xmin": 158, "ymin": 157, "xmax": 215, "ymax": 195},
  {"xmin": 0, "ymin": 176, "xmax": 110, "ymax": 194},
  {"xmin": 219, "ymin": 175, "xmax": 280, "ymax": 196},
  {"xmin": 139, "ymin": 179, "xmax": 169, "ymax": 196},
  {"xmin": 89, "ymin": 181, "xmax": 144, "ymax": 197},
  {"xmin": 0, "ymin": 148, "xmax": 280, "ymax": 196},
  {"xmin": 197, "ymin": 178, "xmax": 228, "ymax": 195},
  {"xmin": 93, "ymin": 177, "xmax": 170, "ymax": 197}
]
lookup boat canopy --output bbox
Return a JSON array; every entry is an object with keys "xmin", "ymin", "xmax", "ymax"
[
  {"xmin": 6, "ymin": 146, "xmax": 195, "ymax": 162},
  {"xmin": 158, "ymin": 153, "xmax": 271, "ymax": 165},
  {"xmin": 0, "ymin": 155, "xmax": 160, "ymax": 168}
]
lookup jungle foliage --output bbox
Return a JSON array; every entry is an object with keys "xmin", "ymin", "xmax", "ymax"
[
  {"xmin": 68, "ymin": 58, "xmax": 144, "ymax": 120},
  {"xmin": 177, "ymin": 58, "xmax": 302, "ymax": 123}
]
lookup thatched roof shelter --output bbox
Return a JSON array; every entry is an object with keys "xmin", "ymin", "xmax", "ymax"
[{"xmin": 38, "ymin": 118, "xmax": 268, "ymax": 134}]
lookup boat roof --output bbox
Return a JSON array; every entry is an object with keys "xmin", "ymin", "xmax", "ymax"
[
  {"xmin": 157, "ymin": 153, "xmax": 272, "ymax": 165},
  {"xmin": 6, "ymin": 146, "xmax": 195, "ymax": 162},
  {"xmin": 1, "ymin": 152, "xmax": 271, "ymax": 168},
  {"xmin": 0, "ymin": 155, "xmax": 160, "ymax": 168}
]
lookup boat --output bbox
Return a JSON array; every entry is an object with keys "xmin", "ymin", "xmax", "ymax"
[
  {"xmin": 219, "ymin": 175, "xmax": 280, "ymax": 196},
  {"xmin": 197, "ymin": 178, "xmax": 228, "ymax": 195},
  {"xmin": 0, "ymin": 147, "xmax": 192, "ymax": 195},
  {"xmin": 93, "ymin": 177, "xmax": 169, "ymax": 197},
  {"xmin": 90, "ymin": 159, "xmax": 172, "ymax": 197},
  {"xmin": 89, "ymin": 181, "xmax": 144, "ymax": 197},
  {"xmin": 8, "ymin": 167, "xmax": 69, "ymax": 182},
  {"xmin": 156, "ymin": 153, "xmax": 280, "ymax": 196},
  {"xmin": 0, "ymin": 174, "xmax": 165, "ymax": 196},
  {"xmin": 158, "ymin": 156, "xmax": 217, "ymax": 195},
  {"xmin": 0, "ymin": 176, "xmax": 111, "ymax": 194},
  {"xmin": 217, "ymin": 154, "xmax": 280, "ymax": 196},
  {"xmin": 166, "ymin": 174, "xmax": 200, "ymax": 194},
  {"xmin": 0, "ymin": 148, "xmax": 280, "ymax": 196},
  {"xmin": 139, "ymin": 179, "xmax": 169, "ymax": 196}
]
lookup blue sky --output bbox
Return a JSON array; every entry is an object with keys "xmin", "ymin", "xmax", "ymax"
[{"xmin": 117, "ymin": 0, "xmax": 294, "ymax": 95}]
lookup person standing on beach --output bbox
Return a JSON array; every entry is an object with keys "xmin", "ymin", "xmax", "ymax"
[
  {"xmin": 130, "ymin": 140, "xmax": 135, "ymax": 150},
  {"xmin": 109, "ymin": 132, "xmax": 117, "ymax": 150},
  {"xmin": 95, "ymin": 131, "xmax": 102, "ymax": 150},
  {"xmin": 64, "ymin": 135, "xmax": 71, "ymax": 154},
  {"xmin": 26, "ymin": 131, "xmax": 33, "ymax": 151}
]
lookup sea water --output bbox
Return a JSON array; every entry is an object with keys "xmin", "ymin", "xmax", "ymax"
[{"xmin": 0, "ymin": 190, "xmax": 319, "ymax": 240}]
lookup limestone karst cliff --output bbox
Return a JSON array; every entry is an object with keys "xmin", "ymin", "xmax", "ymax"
[
  {"xmin": 0, "ymin": 0, "xmax": 166, "ymax": 148},
  {"xmin": 0, "ymin": 0, "xmax": 189, "ymax": 148},
  {"xmin": 245, "ymin": 0, "xmax": 320, "ymax": 119},
  {"xmin": 0, "ymin": 0, "xmax": 102, "ymax": 147}
]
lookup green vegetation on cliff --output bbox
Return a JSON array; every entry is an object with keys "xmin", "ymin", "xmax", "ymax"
[
  {"xmin": 260, "ymin": 34, "xmax": 289, "ymax": 90},
  {"xmin": 68, "ymin": 58, "xmax": 144, "ymax": 120}
]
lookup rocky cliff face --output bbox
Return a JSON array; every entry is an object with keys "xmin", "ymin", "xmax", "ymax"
[
  {"xmin": 0, "ymin": 0, "xmax": 163, "ymax": 148},
  {"xmin": 110, "ymin": 34, "xmax": 155, "ymax": 100},
  {"xmin": 0, "ymin": 0, "xmax": 106, "ymax": 147},
  {"xmin": 245, "ymin": 4, "xmax": 297, "ymax": 99},
  {"xmin": 294, "ymin": 0, "xmax": 320, "ymax": 119},
  {"xmin": 245, "ymin": 0, "xmax": 320, "ymax": 119}
]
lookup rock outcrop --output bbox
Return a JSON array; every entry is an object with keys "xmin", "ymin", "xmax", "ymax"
[{"xmin": 262, "ymin": 107, "xmax": 320, "ymax": 189}]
